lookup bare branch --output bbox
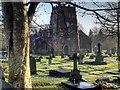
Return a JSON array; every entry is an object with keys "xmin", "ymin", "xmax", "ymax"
[
  {"xmin": 66, "ymin": 2, "xmax": 117, "ymax": 23},
  {"xmin": 27, "ymin": 2, "xmax": 40, "ymax": 24}
]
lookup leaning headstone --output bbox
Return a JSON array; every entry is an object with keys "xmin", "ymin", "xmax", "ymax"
[{"xmin": 30, "ymin": 56, "xmax": 36, "ymax": 75}]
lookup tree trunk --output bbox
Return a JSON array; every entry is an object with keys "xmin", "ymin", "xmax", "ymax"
[
  {"xmin": 118, "ymin": 1, "xmax": 120, "ymax": 72},
  {"xmin": 2, "ymin": 1, "xmax": 32, "ymax": 89}
]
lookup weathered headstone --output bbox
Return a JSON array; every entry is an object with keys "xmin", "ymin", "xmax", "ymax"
[
  {"xmin": 69, "ymin": 53, "xmax": 82, "ymax": 83},
  {"xmin": 84, "ymin": 43, "xmax": 107, "ymax": 65},
  {"xmin": 30, "ymin": 56, "xmax": 36, "ymax": 75},
  {"xmin": 95, "ymin": 43, "xmax": 107, "ymax": 64}
]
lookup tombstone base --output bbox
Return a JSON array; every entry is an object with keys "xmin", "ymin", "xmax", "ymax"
[
  {"xmin": 49, "ymin": 69, "xmax": 71, "ymax": 77},
  {"xmin": 69, "ymin": 69, "xmax": 82, "ymax": 83},
  {"xmin": 61, "ymin": 81, "xmax": 101, "ymax": 90},
  {"xmin": 84, "ymin": 60, "xmax": 107, "ymax": 65}
]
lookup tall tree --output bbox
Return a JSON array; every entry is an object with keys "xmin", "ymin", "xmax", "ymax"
[{"xmin": 2, "ymin": 1, "xmax": 39, "ymax": 89}]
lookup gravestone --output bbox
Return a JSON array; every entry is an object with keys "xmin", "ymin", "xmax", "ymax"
[
  {"xmin": 95, "ymin": 43, "xmax": 107, "ymax": 64},
  {"xmin": 30, "ymin": 56, "xmax": 36, "ymax": 75},
  {"xmin": 69, "ymin": 53, "xmax": 82, "ymax": 83},
  {"xmin": 95, "ymin": 43, "xmax": 103, "ymax": 62},
  {"xmin": 61, "ymin": 53, "xmax": 100, "ymax": 90},
  {"xmin": 85, "ymin": 43, "xmax": 107, "ymax": 65}
]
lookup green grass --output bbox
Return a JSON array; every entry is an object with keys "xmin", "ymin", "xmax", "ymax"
[{"xmin": 1, "ymin": 55, "xmax": 120, "ymax": 89}]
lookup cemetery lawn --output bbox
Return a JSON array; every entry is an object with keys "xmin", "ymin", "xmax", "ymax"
[{"xmin": 2, "ymin": 56, "xmax": 120, "ymax": 90}]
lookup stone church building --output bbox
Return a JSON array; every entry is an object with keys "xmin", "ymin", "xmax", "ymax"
[{"xmin": 30, "ymin": 4, "xmax": 91, "ymax": 55}]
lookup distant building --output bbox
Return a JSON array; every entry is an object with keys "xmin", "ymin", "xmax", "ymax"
[
  {"xmin": 30, "ymin": 25, "xmax": 51, "ymax": 55},
  {"xmin": 79, "ymin": 30, "xmax": 92, "ymax": 52},
  {"xmin": 30, "ymin": 4, "xmax": 91, "ymax": 55}
]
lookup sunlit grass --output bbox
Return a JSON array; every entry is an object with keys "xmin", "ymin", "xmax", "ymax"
[{"xmin": 1, "ymin": 55, "xmax": 120, "ymax": 89}]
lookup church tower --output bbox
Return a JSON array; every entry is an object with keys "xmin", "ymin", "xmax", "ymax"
[{"xmin": 50, "ymin": 4, "xmax": 79, "ymax": 55}]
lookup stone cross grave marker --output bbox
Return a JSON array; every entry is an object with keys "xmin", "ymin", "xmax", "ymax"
[
  {"xmin": 69, "ymin": 53, "xmax": 82, "ymax": 83},
  {"xmin": 95, "ymin": 43, "xmax": 104, "ymax": 63},
  {"xmin": 97, "ymin": 43, "xmax": 101, "ymax": 52}
]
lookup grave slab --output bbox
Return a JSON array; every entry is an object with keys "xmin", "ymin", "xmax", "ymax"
[
  {"xmin": 84, "ymin": 59, "xmax": 107, "ymax": 65},
  {"xmin": 61, "ymin": 81, "xmax": 101, "ymax": 90},
  {"xmin": 49, "ymin": 69, "xmax": 71, "ymax": 77}
]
